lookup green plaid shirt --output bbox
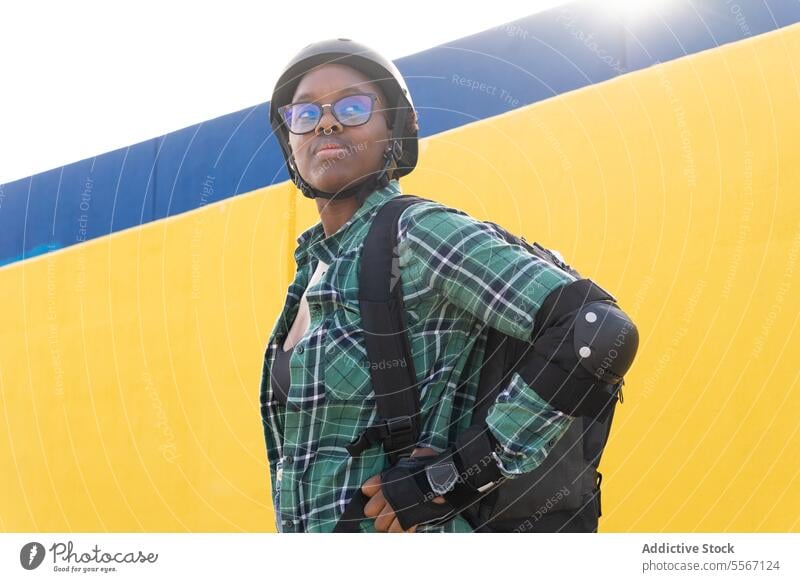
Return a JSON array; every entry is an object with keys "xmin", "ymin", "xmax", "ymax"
[{"xmin": 259, "ymin": 179, "xmax": 576, "ymax": 533}]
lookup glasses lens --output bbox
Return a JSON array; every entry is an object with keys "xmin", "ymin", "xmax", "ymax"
[
  {"xmin": 284, "ymin": 103, "xmax": 320, "ymax": 133},
  {"xmin": 333, "ymin": 95, "xmax": 373, "ymax": 126}
]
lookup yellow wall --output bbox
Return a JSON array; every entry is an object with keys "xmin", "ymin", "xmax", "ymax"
[{"xmin": 2, "ymin": 23, "xmax": 799, "ymax": 532}]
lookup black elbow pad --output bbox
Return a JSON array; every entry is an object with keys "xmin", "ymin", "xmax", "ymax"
[
  {"xmin": 573, "ymin": 300, "xmax": 638, "ymax": 384},
  {"xmin": 519, "ymin": 279, "xmax": 639, "ymax": 418}
]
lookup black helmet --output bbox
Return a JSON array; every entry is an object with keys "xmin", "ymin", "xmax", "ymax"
[{"xmin": 269, "ymin": 38, "xmax": 418, "ymax": 200}]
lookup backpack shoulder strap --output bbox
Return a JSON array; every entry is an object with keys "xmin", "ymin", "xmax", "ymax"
[
  {"xmin": 345, "ymin": 194, "xmax": 429, "ymax": 465},
  {"xmin": 335, "ymin": 194, "xmax": 433, "ymax": 532}
]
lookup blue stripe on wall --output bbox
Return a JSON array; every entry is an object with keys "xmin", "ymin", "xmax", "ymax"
[{"xmin": 2, "ymin": 0, "xmax": 798, "ymax": 267}]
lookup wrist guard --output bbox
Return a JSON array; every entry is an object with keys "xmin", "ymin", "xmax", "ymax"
[{"xmin": 379, "ymin": 425, "xmax": 508, "ymax": 530}]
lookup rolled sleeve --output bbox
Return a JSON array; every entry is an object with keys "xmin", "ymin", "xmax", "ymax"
[{"xmin": 486, "ymin": 371, "xmax": 574, "ymax": 478}]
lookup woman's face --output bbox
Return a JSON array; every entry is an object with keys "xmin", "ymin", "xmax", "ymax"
[{"xmin": 287, "ymin": 63, "xmax": 391, "ymax": 194}]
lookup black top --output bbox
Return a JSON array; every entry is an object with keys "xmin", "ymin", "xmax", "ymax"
[{"xmin": 271, "ymin": 340, "xmax": 293, "ymax": 406}]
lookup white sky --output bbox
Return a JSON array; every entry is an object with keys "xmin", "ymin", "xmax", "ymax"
[{"xmin": 0, "ymin": 0, "xmax": 573, "ymax": 185}]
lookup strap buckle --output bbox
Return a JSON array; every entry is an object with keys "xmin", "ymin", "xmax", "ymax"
[
  {"xmin": 345, "ymin": 416, "xmax": 416, "ymax": 458},
  {"xmin": 384, "ymin": 415, "xmax": 416, "ymax": 461},
  {"xmin": 385, "ymin": 415, "xmax": 414, "ymax": 440}
]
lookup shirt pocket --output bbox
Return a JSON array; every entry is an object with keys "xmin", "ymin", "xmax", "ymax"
[{"xmin": 324, "ymin": 314, "xmax": 374, "ymax": 401}]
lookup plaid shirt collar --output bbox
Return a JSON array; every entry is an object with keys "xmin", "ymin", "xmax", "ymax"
[{"xmin": 293, "ymin": 179, "xmax": 403, "ymax": 266}]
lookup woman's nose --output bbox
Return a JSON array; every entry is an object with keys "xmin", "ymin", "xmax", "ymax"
[{"xmin": 315, "ymin": 104, "xmax": 342, "ymax": 135}]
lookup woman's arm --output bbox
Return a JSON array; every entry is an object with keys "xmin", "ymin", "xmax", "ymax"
[{"xmin": 397, "ymin": 202, "xmax": 576, "ymax": 342}]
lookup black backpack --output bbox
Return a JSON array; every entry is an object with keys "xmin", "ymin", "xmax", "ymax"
[{"xmin": 336, "ymin": 195, "xmax": 623, "ymax": 533}]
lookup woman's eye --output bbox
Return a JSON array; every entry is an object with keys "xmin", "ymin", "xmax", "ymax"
[{"xmin": 346, "ymin": 101, "xmax": 367, "ymax": 112}]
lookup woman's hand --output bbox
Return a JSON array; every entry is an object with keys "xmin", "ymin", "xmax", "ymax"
[{"xmin": 361, "ymin": 447, "xmax": 447, "ymax": 533}]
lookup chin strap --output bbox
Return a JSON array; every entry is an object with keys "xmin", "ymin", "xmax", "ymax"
[{"xmin": 293, "ymin": 156, "xmax": 388, "ymax": 200}]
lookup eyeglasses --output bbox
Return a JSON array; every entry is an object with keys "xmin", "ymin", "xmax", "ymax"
[{"xmin": 278, "ymin": 93, "xmax": 380, "ymax": 135}]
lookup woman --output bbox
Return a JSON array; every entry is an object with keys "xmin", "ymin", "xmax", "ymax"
[{"xmin": 260, "ymin": 39, "xmax": 598, "ymax": 533}]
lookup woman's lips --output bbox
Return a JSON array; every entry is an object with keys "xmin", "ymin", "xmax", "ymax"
[{"xmin": 314, "ymin": 144, "xmax": 348, "ymax": 159}]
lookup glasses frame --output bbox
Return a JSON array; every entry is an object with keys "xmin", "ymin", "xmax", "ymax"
[{"xmin": 278, "ymin": 92, "xmax": 381, "ymax": 135}]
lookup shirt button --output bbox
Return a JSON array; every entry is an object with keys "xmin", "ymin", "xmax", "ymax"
[
  {"xmin": 285, "ymin": 455, "xmax": 293, "ymax": 464},
  {"xmin": 282, "ymin": 520, "xmax": 294, "ymax": 529},
  {"xmin": 296, "ymin": 345, "xmax": 304, "ymax": 354}
]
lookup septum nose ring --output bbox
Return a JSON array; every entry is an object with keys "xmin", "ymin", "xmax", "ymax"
[{"xmin": 323, "ymin": 127, "xmax": 333, "ymax": 135}]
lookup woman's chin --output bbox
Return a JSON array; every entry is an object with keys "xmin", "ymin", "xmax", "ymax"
[{"xmin": 305, "ymin": 172, "xmax": 368, "ymax": 195}]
